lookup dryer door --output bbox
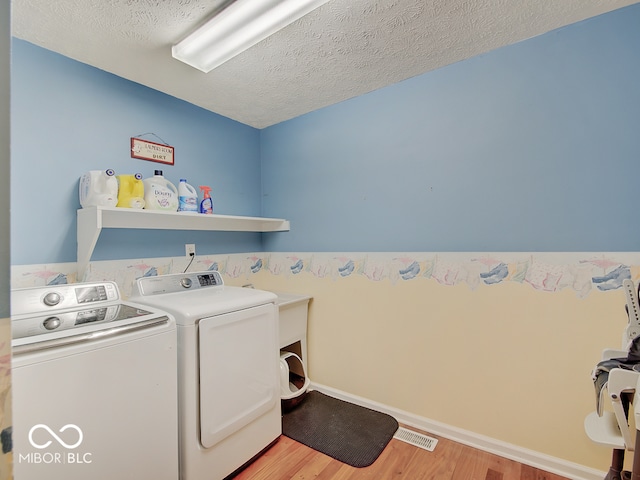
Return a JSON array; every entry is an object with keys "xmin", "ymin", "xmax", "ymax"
[{"xmin": 198, "ymin": 303, "xmax": 279, "ymax": 449}]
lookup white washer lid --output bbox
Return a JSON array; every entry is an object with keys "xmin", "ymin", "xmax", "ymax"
[{"xmin": 136, "ymin": 286, "xmax": 275, "ymax": 320}]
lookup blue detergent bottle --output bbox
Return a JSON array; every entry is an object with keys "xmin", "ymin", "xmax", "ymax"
[{"xmin": 199, "ymin": 186, "xmax": 214, "ymax": 214}]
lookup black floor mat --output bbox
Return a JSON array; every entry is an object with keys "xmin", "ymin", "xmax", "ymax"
[{"xmin": 282, "ymin": 390, "xmax": 399, "ymax": 468}]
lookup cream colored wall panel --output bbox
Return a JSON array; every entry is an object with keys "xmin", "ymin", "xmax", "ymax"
[
  {"xmin": 13, "ymin": 252, "xmax": 640, "ymax": 472},
  {"xmin": 250, "ymin": 269, "xmax": 623, "ymax": 470}
]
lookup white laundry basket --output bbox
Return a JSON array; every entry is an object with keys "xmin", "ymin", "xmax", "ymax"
[{"xmin": 280, "ymin": 351, "xmax": 310, "ymax": 412}]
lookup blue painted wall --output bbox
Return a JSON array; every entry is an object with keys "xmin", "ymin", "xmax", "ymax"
[
  {"xmin": 10, "ymin": 4, "xmax": 640, "ymax": 267},
  {"xmin": 261, "ymin": 4, "xmax": 640, "ymax": 252},
  {"xmin": 11, "ymin": 39, "xmax": 263, "ymax": 265}
]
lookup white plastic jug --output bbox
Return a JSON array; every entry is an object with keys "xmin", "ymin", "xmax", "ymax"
[
  {"xmin": 143, "ymin": 170, "xmax": 179, "ymax": 211},
  {"xmin": 79, "ymin": 169, "xmax": 118, "ymax": 208},
  {"xmin": 177, "ymin": 179, "xmax": 199, "ymax": 213}
]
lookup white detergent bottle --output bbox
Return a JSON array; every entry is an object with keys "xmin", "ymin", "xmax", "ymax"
[
  {"xmin": 177, "ymin": 179, "xmax": 199, "ymax": 213},
  {"xmin": 79, "ymin": 169, "xmax": 118, "ymax": 208},
  {"xmin": 143, "ymin": 170, "xmax": 179, "ymax": 211}
]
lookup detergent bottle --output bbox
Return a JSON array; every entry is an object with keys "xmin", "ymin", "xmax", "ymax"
[
  {"xmin": 116, "ymin": 173, "xmax": 145, "ymax": 209},
  {"xmin": 199, "ymin": 186, "xmax": 214, "ymax": 214},
  {"xmin": 143, "ymin": 170, "xmax": 179, "ymax": 211},
  {"xmin": 177, "ymin": 179, "xmax": 199, "ymax": 213},
  {"xmin": 79, "ymin": 169, "xmax": 118, "ymax": 208}
]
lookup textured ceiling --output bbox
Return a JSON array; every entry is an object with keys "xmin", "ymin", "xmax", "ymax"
[{"xmin": 11, "ymin": 0, "xmax": 640, "ymax": 129}]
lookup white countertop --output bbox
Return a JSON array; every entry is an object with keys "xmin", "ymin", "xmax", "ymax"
[{"xmin": 274, "ymin": 292, "xmax": 312, "ymax": 308}]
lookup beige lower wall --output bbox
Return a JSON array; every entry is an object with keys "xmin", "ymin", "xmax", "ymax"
[
  {"xmin": 250, "ymin": 268, "xmax": 623, "ymax": 471},
  {"xmin": 12, "ymin": 251, "xmax": 639, "ymax": 472}
]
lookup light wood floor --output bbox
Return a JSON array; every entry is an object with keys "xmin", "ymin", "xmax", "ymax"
[{"xmin": 231, "ymin": 427, "xmax": 571, "ymax": 480}]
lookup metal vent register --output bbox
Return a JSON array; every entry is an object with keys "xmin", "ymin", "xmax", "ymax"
[{"xmin": 394, "ymin": 427, "xmax": 439, "ymax": 452}]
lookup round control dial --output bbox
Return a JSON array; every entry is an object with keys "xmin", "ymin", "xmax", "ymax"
[
  {"xmin": 43, "ymin": 317, "xmax": 61, "ymax": 330},
  {"xmin": 43, "ymin": 292, "xmax": 61, "ymax": 306},
  {"xmin": 180, "ymin": 278, "xmax": 193, "ymax": 288}
]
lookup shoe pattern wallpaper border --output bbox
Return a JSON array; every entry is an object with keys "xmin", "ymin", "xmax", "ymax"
[{"xmin": 10, "ymin": 252, "xmax": 640, "ymax": 299}]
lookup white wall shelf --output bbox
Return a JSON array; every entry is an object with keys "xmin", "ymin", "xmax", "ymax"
[{"xmin": 77, "ymin": 206, "xmax": 290, "ymax": 279}]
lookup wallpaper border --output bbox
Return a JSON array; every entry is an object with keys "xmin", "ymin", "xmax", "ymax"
[{"xmin": 10, "ymin": 252, "xmax": 640, "ymax": 298}]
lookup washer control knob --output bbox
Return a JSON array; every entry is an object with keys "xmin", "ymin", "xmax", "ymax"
[
  {"xmin": 43, "ymin": 317, "xmax": 61, "ymax": 330},
  {"xmin": 43, "ymin": 292, "xmax": 61, "ymax": 306},
  {"xmin": 180, "ymin": 278, "xmax": 193, "ymax": 289}
]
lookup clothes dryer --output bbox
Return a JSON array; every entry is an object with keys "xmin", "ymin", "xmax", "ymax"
[{"xmin": 130, "ymin": 271, "xmax": 280, "ymax": 479}]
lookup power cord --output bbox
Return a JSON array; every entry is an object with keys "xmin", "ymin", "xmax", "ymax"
[{"xmin": 183, "ymin": 252, "xmax": 195, "ymax": 273}]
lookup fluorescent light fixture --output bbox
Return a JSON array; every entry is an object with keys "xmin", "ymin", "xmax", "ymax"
[{"xmin": 172, "ymin": 0, "xmax": 331, "ymax": 73}]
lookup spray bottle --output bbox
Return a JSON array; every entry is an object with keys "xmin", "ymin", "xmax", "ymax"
[{"xmin": 199, "ymin": 186, "xmax": 214, "ymax": 214}]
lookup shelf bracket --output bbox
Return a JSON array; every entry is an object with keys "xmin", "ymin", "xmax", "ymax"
[{"xmin": 77, "ymin": 207, "xmax": 103, "ymax": 281}]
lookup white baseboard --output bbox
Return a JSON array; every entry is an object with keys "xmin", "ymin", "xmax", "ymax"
[{"xmin": 309, "ymin": 382, "xmax": 606, "ymax": 480}]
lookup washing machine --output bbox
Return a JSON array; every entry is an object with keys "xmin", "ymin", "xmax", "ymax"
[
  {"xmin": 130, "ymin": 270, "xmax": 280, "ymax": 480},
  {"xmin": 11, "ymin": 281, "xmax": 179, "ymax": 480}
]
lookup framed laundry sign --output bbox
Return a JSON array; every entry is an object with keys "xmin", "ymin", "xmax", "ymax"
[{"xmin": 131, "ymin": 137, "xmax": 175, "ymax": 165}]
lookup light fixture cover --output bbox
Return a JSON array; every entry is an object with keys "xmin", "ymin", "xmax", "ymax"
[{"xmin": 173, "ymin": 0, "xmax": 331, "ymax": 73}]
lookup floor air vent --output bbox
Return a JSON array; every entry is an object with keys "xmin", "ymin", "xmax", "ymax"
[{"xmin": 394, "ymin": 427, "xmax": 438, "ymax": 452}]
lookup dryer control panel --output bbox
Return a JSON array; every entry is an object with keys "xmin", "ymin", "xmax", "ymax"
[{"xmin": 133, "ymin": 271, "xmax": 224, "ymax": 296}]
